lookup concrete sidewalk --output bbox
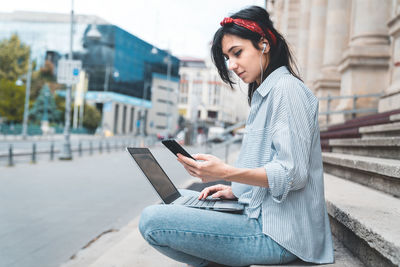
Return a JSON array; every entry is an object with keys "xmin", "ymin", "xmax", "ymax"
[{"xmin": 60, "ymin": 212, "xmax": 181, "ymax": 267}]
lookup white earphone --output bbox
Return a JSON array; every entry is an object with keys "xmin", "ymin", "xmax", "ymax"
[
  {"xmin": 262, "ymin": 43, "xmax": 267, "ymax": 53},
  {"xmin": 259, "ymin": 43, "xmax": 267, "ymax": 84}
]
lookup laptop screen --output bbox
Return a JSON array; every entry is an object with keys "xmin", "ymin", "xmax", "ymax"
[{"xmin": 127, "ymin": 148, "xmax": 181, "ymax": 204}]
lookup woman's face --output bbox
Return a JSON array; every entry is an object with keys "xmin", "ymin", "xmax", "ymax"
[{"xmin": 221, "ymin": 34, "xmax": 269, "ymax": 84}]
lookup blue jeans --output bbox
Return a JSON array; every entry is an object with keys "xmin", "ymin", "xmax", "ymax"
[{"xmin": 139, "ymin": 189, "xmax": 297, "ymax": 267}]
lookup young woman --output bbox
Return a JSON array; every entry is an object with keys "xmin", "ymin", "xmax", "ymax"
[{"xmin": 139, "ymin": 6, "xmax": 334, "ymax": 267}]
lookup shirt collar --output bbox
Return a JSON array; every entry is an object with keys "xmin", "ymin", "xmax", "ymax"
[{"xmin": 255, "ymin": 66, "xmax": 290, "ymax": 98}]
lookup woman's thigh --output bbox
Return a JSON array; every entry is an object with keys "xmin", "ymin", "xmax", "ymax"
[{"xmin": 139, "ymin": 190, "xmax": 293, "ymax": 266}]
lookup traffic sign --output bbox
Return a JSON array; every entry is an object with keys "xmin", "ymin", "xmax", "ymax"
[{"xmin": 57, "ymin": 59, "xmax": 82, "ymax": 85}]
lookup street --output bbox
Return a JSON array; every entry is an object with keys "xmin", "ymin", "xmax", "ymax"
[{"xmin": 0, "ymin": 144, "xmax": 212, "ymax": 267}]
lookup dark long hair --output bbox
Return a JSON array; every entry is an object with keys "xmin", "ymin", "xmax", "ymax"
[{"xmin": 211, "ymin": 6, "xmax": 301, "ymax": 105}]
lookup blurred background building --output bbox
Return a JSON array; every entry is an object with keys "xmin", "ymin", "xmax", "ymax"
[
  {"xmin": 0, "ymin": 10, "xmax": 180, "ymax": 137},
  {"xmin": 178, "ymin": 57, "xmax": 248, "ymax": 136}
]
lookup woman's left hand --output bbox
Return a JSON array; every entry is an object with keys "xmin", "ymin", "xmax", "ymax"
[{"xmin": 177, "ymin": 153, "xmax": 231, "ymax": 183}]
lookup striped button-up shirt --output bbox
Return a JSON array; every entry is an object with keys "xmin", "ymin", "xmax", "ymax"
[{"xmin": 232, "ymin": 66, "xmax": 334, "ymax": 264}]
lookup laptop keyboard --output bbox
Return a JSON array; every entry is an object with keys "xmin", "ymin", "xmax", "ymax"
[{"xmin": 183, "ymin": 196, "xmax": 216, "ymax": 208}]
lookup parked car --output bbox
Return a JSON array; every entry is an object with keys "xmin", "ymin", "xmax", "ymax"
[{"xmin": 207, "ymin": 126, "xmax": 226, "ymax": 143}]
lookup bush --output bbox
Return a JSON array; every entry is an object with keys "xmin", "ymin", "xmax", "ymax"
[
  {"xmin": 83, "ymin": 104, "xmax": 101, "ymax": 132},
  {"xmin": 0, "ymin": 79, "xmax": 26, "ymax": 123}
]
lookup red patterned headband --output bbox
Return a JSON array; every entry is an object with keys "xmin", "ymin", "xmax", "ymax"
[{"xmin": 220, "ymin": 17, "xmax": 277, "ymax": 45}]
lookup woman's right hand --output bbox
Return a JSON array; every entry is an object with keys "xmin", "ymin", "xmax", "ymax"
[{"xmin": 198, "ymin": 184, "xmax": 236, "ymax": 200}]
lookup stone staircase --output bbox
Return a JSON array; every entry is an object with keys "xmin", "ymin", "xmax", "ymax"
[
  {"xmin": 322, "ymin": 113, "xmax": 400, "ymax": 267},
  {"xmin": 320, "ymin": 109, "xmax": 400, "ymax": 151}
]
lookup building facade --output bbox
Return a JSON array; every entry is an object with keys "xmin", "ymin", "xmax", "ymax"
[
  {"xmin": 178, "ymin": 57, "xmax": 249, "ymax": 130},
  {"xmin": 270, "ymin": 0, "xmax": 400, "ymax": 125},
  {"xmin": 81, "ymin": 24, "xmax": 180, "ymax": 136},
  {"xmin": 0, "ymin": 11, "xmax": 180, "ymax": 136}
]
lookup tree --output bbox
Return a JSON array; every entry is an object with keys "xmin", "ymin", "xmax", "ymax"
[
  {"xmin": 30, "ymin": 59, "xmax": 62, "ymax": 100},
  {"xmin": 29, "ymin": 84, "xmax": 61, "ymax": 124},
  {"xmin": 0, "ymin": 34, "xmax": 30, "ymax": 81},
  {"xmin": 83, "ymin": 105, "xmax": 101, "ymax": 132},
  {"xmin": 0, "ymin": 79, "xmax": 26, "ymax": 123}
]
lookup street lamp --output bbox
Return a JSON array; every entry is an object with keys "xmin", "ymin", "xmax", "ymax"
[
  {"xmin": 18, "ymin": 56, "xmax": 33, "ymax": 140},
  {"xmin": 41, "ymin": 87, "xmax": 50, "ymax": 134},
  {"xmin": 59, "ymin": 0, "xmax": 74, "ymax": 160},
  {"xmin": 164, "ymin": 51, "xmax": 172, "ymax": 136}
]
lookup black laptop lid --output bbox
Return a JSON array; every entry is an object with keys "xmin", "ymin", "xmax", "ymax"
[{"xmin": 127, "ymin": 147, "xmax": 181, "ymax": 204}]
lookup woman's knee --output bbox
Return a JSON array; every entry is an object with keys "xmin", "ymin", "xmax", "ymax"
[
  {"xmin": 139, "ymin": 204, "xmax": 177, "ymax": 242},
  {"xmin": 139, "ymin": 205, "xmax": 160, "ymax": 238}
]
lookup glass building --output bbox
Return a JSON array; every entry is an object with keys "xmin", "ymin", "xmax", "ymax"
[
  {"xmin": 80, "ymin": 24, "xmax": 179, "ymax": 102},
  {"xmin": 0, "ymin": 11, "xmax": 180, "ymax": 135}
]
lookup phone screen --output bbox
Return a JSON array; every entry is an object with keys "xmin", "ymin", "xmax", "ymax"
[{"xmin": 161, "ymin": 139, "xmax": 196, "ymax": 161}]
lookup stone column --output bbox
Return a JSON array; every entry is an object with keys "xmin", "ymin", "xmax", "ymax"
[
  {"xmin": 314, "ymin": 0, "xmax": 351, "ymax": 125},
  {"xmin": 284, "ymin": 0, "xmax": 301, "ymax": 55},
  {"xmin": 306, "ymin": 0, "xmax": 328, "ymax": 89},
  {"xmin": 336, "ymin": 0, "xmax": 391, "ymax": 121},
  {"xmin": 296, "ymin": 0, "xmax": 311, "ymax": 79},
  {"xmin": 282, "ymin": 0, "xmax": 290, "ymax": 35},
  {"xmin": 273, "ymin": 0, "xmax": 285, "ymax": 33},
  {"xmin": 379, "ymin": 1, "xmax": 400, "ymax": 112}
]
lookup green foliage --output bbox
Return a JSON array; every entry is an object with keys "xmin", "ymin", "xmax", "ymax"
[
  {"xmin": 0, "ymin": 34, "xmax": 30, "ymax": 81},
  {"xmin": 55, "ymin": 94, "xmax": 66, "ymax": 123},
  {"xmin": 0, "ymin": 79, "xmax": 26, "ymax": 123},
  {"xmin": 29, "ymin": 83, "xmax": 61, "ymax": 123},
  {"xmin": 83, "ymin": 104, "xmax": 101, "ymax": 131},
  {"xmin": 30, "ymin": 60, "xmax": 62, "ymax": 100}
]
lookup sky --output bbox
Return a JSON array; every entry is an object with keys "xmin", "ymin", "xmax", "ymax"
[{"xmin": 2, "ymin": 0, "xmax": 266, "ymax": 59}]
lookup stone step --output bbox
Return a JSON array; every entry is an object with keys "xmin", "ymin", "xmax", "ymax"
[
  {"xmin": 324, "ymin": 173, "xmax": 400, "ymax": 267},
  {"xmin": 359, "ymin": 121, "xmax": 400, "ymax": 138},
  {"xmin": 253, "ymin": 236, "xmax": 363, "ymax": 266},
  {"xmin": 390, "ymin": 113, "xmax": 400, "ymax": 122},
  {"xmin": 322, "ymin": 152, "xmax": 400, "ymax": 197},
  {"xmin": 329, "ymin": 137, "xmax": 400, "ymax": 160}
]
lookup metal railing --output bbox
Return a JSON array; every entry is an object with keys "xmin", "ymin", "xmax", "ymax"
[
  {"xmin": 0, "ymin": 136, "xmax": 158, "ymax": 166},
  {"xmin": 318, "ymin": 93, "xmax": 382, "ymax": 124},
  {"xmin": 205, "ymin": 121, "xmax": 246, "ymax": 162}
]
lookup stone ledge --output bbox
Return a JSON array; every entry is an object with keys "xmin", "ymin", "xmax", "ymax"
[
  {"xmin": 322, "ymin": 152, "xmax": 400, "ymax": 179},
  {"xmin": 359, "ymin": 121, "xmax": 400, "ymax": 133},
  {"xmin": 252, "ymin": 236, "xmax": 363, "ymax": 267},
  {"xmin": 329, "ymin": 137, "xmax": 400, "ymax": 147},
  {"xmin": 324, "ymin": 173, "xmax": 400, "ymax": 267},
  {"xmin": 329, "ymin": 137, "xmax": 400, "ymax": 160},
  {"xmin": 390, "ymin": 113, "xmax": 400, "ymax": 122}
]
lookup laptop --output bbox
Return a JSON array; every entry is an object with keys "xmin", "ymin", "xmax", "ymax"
[{"xmin": 127, "ymin": 147, "xmax": 244, "ymax": 213}]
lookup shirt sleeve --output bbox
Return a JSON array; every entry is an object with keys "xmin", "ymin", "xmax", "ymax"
[{"xmin": 264, "ymin": 78, "xmax": 318, "ymax": 203}]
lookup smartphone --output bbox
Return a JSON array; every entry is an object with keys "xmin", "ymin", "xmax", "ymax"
[{"xmin": 161, "ymin": 139, "xmax": 196, "ymax": 161}]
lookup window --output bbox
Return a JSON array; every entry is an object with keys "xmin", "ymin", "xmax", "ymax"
[
  {"xmin": 207, "ymin": 110, "xmax": 217, "ymax": 119},
  {"xmin": 114, "ymin": 104, "xmax": 119, "ymax": 134},
  {"xmin": 122, "ymin": 105, "xmax": 127, "ymax": 134},
  {"xmin": 158, "ymin": 85, "xmax": 173, "ymax": 92},
  {"xmin": 179, "ymin": 79, "xmax": 189, "ymax": 104},
  {"xmin": 129, "ymin": 107, "xmax": 135, "ymax": 132}
]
